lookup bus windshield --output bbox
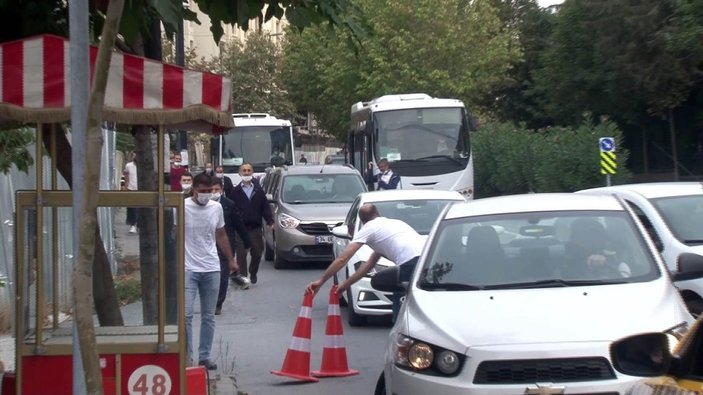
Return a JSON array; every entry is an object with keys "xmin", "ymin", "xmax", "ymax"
[
  {"xmin": 374, "ymin": 107, "xmax": 470, "ymax": 165},
  {"xmin": 219, "ymin": 126, "xmax": 293, "ymax": 173}
]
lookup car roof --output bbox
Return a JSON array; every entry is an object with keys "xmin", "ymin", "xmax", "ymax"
[
  {"xmin": 359, "ymin": 189, "xmax": 464, "ymax": 203},
  {"xmin": 276, "ymin": 165, "xmax": 360, "ymax": 175},
  {"xmin": 444, "ymin": 193, "xmax": 625, "ymax": 219},
  {"xmin": 579, "ymin": 182, "xmax": 703, "ymax": 199}
]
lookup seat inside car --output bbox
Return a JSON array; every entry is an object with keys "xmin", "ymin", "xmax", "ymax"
[{"xmin": 287, "ymin": 184, "xmax": 306, "ymax": 201}]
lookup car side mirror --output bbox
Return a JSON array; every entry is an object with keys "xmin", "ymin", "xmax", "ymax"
[
  {"xmin": 370, "ymin": 265, "xmax": 405, "ymax": 293},
  {"xmin": 673, "ymin": 253, "xmax": 703, "ymax": 281},
  {"xmin": 331, "ymin": 225, "xmax": 350, "ymax": 239},
  {"xmin": 610, "ymin": 332, "xmax": 672, "ymax": 377}
]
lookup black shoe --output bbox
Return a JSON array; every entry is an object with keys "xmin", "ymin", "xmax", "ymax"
[
  {"xmin": 215, "ymin": 307, "xmax": 222, "ymax": 315},
  {"xmin": 199, "ymin": 360, "xmax": 217, "ymax": 370},
  {"xmin": 250, "ymin": 273, "xmax": 258, "ymax": 284}
]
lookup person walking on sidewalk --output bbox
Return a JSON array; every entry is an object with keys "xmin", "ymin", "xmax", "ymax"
[
  {"xmin": 123, "ymin": 152, "xmax": 138, "ymax": 234},
  {"xmin": 184, "ymin": 173, "xmax": 238, "ymax": 370},
  {"xmin": 305, "ymin": 203, "xmax": 423, "ymax": 322},
  {"xmin": 230, "ymin": 163, "xmax": 274, "ymax": 285},
  {"xmin": 211, "ymin": 178, "xmax": 252, "ymax": 313}
]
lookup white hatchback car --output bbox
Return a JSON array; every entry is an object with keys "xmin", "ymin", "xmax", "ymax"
[
  {"xmin": 372, "ymin": 193, "xmax": 703, "ymax": 395},
  {"xmin": 331, "ymin": 189, "xmax": 465, "ymax": 326},
  {"xmin": 578, "ymin": 182, "xmax": 703, "ymax": 314}
]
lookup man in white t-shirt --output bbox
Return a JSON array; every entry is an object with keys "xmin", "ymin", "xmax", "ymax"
[
  {"xmin": 184, "ymin": 173, "xmax": 239, "ymax": 370},
  {"xmin": 122, "ymin": 152, "xmax": 138, "ymax": 233},
  {"xmin": 305, "ymin": 203, "xmax": 423, "ymax": 321}
]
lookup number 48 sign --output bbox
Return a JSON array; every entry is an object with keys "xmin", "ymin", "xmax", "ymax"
[{"xmin": 128, "ymin": 365, "xmax": 172, "ymax": 395}]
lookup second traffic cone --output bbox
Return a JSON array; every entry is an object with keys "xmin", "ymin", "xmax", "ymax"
[
  {"xmin": 312, "ymin": 285, "xmax": 360, "ymax": 377},
  {"xmin": 271, "ymin": 292, "xmax": 319, "ymax": 382}
]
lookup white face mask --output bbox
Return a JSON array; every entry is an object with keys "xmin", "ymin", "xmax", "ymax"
[
  {"xmin": 205, "ymin": 167, "xmax": 212, "ymax": 173},
  {"xmin": 173, "ymin": 161, "xmax": 181, "ymax": 167},
  {"xmin": 215, "ymin": 173, "xmax": 224, "ymax": 178},
  {"xmin": 210, "ymin": 192, "xmax": 221, "ymax": 201},
  {"xmin": 196, "ymin": 193, "xmax": 211, "ymax": 205},
  {"xmin": 241, "ymin": 175, "xmax": 253, "ymax": 183},
  {"xmin": 181, "ymin": 183, "xmax": 192, "ymax": 192}
]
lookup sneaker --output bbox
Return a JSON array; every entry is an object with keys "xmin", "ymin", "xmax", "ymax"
[
  {"xmin": 215, "ymin": 307, "xmax": 222, "ymax": 315},
  {"xmin": 250, "ymin": 273, "xmax": 257, "ymax": 284},
  {"xmin": 129, "ymin": 225, "xmax": 137, "ymax": 234},
  {"xmin": 231, "ymin": 274, "xmax": 251, "ymax": 289},
  {"xmin": 198, "ymin": 360, "xmax": 217, "ymax": 370}
]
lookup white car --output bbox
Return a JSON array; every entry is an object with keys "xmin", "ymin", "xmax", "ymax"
[
  {"xmin": 578, "ymin": 182, "xmax": 703, "ymax": 314},
  {"xmin": 331, "ymin": 189, "xmax": 465, "ymax": 326},
  {"xmin": 372, "ymin": 193, "xmax": 703, "ymax": 395}
]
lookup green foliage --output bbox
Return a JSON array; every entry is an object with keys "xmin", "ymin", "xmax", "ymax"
[
  {"xmin": 472, "ymin": 120, "xmax": 632, "ymax": 198},
  {"xmin": 114, "ymin": 275, "xmax": 142, "ymax": 306},
  {"xmin": 0, "ymin": 128, "xmax": 35, "ymax": 174},
  {"xmin": 282, "ymin": 0, "xmax": 521, "ymax": 138}
]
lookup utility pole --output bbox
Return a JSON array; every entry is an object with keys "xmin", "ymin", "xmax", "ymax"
[{"xmin": 176, "ymin": 11, "xmax": 187, "ymax": 152}]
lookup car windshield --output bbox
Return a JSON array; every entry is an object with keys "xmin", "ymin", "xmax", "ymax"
[
  {"xmin": 282, "ymin": 174, "xmax": 365, "ymax": 204},
  {"xmin": 372, "ymin": 199, "xmax": 458, "ymax": 235},
  {"xmin": 419, "ymin": 210, "xmax": 660, "ymax": 290},
  {"xmin": 651, "ymin": 195, "xmax": 703, "ymax": 245}
]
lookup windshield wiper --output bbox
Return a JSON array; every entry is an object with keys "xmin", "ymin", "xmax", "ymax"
[
  {"xmin": 490, "ymin": 278, "xmax": 628, "ymax": 289},
  {"xmin": 420, "ymin": 282, "xmax": 484, "ymax": 291},
  {"xmin": 683, "ymin": 239, "xmax": 703, "ymax": 244},
  {"xmin": 416, "ymin": 155, "xmax": 464, "ymax": 166}
]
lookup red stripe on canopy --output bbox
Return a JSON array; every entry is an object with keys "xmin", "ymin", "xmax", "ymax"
[
  {"xmin": 123, "ymin": 55, "xmax": 144, "ymax": 109},
  {"xmin": 43, "ymin": 35, "xmax": 65, "ymax": 107},
  {"xmin": 163, "ymin": 64, "xmax": 183, "ymax": 109},
  {"xmin": 2, "ymin": 41, "xmax": 23, "ymax": 106}
]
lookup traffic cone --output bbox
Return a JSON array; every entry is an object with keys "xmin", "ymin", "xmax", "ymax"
[
  {"xmin": 312, "ymin": 285, "xmax": 359, "ymax": 377},
  {"xmin": 271, "ymin": 292, "xmax": 319, "ymax": 382}
]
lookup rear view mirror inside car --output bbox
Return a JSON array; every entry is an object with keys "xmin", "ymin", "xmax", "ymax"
[{"xmin": 519, "ymin": 225, "xmax": 556, "ymax": 237}]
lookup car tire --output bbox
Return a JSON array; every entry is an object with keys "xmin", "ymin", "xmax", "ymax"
[
  {"xmin": 264, "ymin": 241, "xmax": 274, "ymax": 261},
  {"xmin": 333, "ymin": 274, "xmax": 348, "ymax": 307},
  {"xmin": 374, "ymin": 371, "xmax": 386, "ymax": 395},
  {"xmin": 686, "ymin": 298, "xmax": 703, "ymax": 317},
  {"xmin": 273, "ymin": 239, "xmax": 288, "ymax": 269},
  {"xmin": 346, "ymin": 287, "xmax": 367, "ymax": 326}
]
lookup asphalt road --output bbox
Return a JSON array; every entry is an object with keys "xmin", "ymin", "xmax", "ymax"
[{"xmin": 211, "ymin": 258, "xmax": 392, "ymax": 395}]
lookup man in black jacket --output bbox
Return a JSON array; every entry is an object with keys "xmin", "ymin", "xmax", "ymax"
[
  {"xmin": 215, "ymin": 165, "xmax": 234, "ymax": 197},
  {"xmin": 211, "ymin": 179, "xmax": 252, "ymax": 314},
  {"xmin": 229, "ymin": 163, "xmax": 274, "ymax": 285}
]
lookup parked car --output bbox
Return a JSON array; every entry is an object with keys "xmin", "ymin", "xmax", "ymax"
[
  {"xmin": 331, "ymin": 189, "xmax": 465, "ymax": 326},
  {"xmin": 261, "ymin": 165, "xmax": 366, "ymax": 269},
  {"xmin": 578, "ymin": 182, "xmax": 703, "ymax": 314},
  {"xmin": 324, "ymin": 154, "xmax": 346, "ymax": 165},
  {"xmin": 610, "ymin": 279, "xmax": 703, "ymax": 394},
  {"xmin": 372, "ymin": 193, "xmax": 702, "ymax": 395}
]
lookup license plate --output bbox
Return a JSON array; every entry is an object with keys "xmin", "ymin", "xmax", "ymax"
[{"xmin": 315, "ymin": 235, "xmax": 333, "ymax": 244}]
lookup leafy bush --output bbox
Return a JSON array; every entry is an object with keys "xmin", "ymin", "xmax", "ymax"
[
  {"xmin": 114, "ymin": 275, "xmax": 142, "ymax": 306},
  {"xmin": 473, "ymin": 120, "xmax": 632, "ymax": 198}
]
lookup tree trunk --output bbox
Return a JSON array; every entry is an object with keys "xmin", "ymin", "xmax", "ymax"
[
  {"xmin": 41, "ymin": 125, "xmax": 124, "ymax": 326},
  {"xmin": 668, "ymin": 108, "xmax": 679, "ymax": 181},
  {"xmin": 74, "ymin": 0, "xmax": 124, "ymax": 394}
]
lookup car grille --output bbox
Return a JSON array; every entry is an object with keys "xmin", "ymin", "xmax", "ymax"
[
  {"xmin": 473, "ymin": 357, "xmax": 616, "ymax": 384},
  {"xmin": 298, "ymin": 222, "xmax": 341, "ymax": 235}
]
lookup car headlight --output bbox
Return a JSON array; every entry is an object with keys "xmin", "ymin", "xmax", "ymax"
[
  {"xmin": 278, "ymin": 213, "xmax": 300, "ymax": 229},
  {"xmin": 392, "ymin": 334, "xmax": 463, "ymax": 376}
]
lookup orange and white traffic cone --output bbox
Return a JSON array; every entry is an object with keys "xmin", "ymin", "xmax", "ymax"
[
  {"xmin": 271, "ymin": 291, "xmax": 319, "ymax": 382},
  {"xmin": 312, "ymin": 285, "xmax": 359, "ymax": 377}
]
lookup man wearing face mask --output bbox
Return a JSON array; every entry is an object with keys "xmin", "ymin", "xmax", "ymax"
[
  {"xmin": 230, "ymin": 163, "xmax": 274, "ymax": 285},
  {"xmin": 184, "ymin": 173, "xmax": 238, "ymax": 370},
  {"xmin": 170, "ymin": 153, "xmax": 189, "ymax": 192},
  {"xmin": 215, "ymin": 165, "xmax": 234, "ymax": 198},
  {"xmin": 180, "ymin": 172, "xmax": 193, "ymax": 198},
  {"xmin": 210, "ymin": 179, "xmax": 252, "ymax": 312}
]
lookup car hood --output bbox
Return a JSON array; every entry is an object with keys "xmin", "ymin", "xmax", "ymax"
[
  {"xmin": 404, "ymin": 281, "xmax": 690, "ymax": 353},
  {"xmin": 281, "ymin": 202, "xmax": 351, "ymax": 222}
]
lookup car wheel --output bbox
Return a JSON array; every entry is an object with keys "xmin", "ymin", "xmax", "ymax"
[
  {"xmin": 686, "ymin": 298, "xmax": 703, "ymax": 317},
  {"xmin": 346, "ymin": 287, "xmax": 367, "ymax": 326},
  {"xmin": 374, "ymin": 371, "xmax": 386, "ymax": 395},
  {"xmin": 264, "ymin": 240, "xmax": 274, "ymax": 261},
  {"xmin": 273, "ymin": 239, "xmax": 288, "ymax": 270},
  {"xmin": 333, "ymin": 273, "xmax": 348, "ymax": 307}
]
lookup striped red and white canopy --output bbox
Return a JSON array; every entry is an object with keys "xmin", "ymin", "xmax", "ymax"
[{"xmin": 0, "ymin": 34, "xmax": 233, "ymax": 132}]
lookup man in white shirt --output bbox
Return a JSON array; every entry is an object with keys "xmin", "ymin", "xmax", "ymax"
[
  {"xmin": 184, "ymin": 173, "xmax": 239, "ymax": 370},
  {"xmin": 122, "ymin": 152, "xmax": 138, "ymax": 233},
  {"xmin": 305, "ymin": 203, "xmax": 423, "ymax": 321}
]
